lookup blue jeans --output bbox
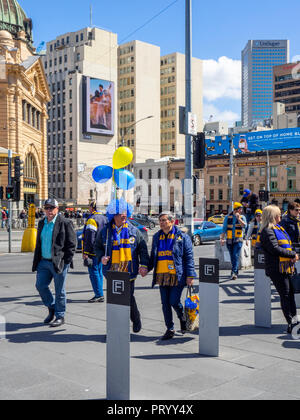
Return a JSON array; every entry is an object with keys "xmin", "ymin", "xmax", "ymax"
[
  {"xmin": 226, "ymin": 242, "xmax": 243, "ymax": 275},
  {"xmin": 36, "ymin": 260, "xmax": 70, "ymax": 318},
  {"xmin": 88, "ymin": 257, "xmax": 104, "ymax": 298},
  {"xmin": 159, "ymin": 284, "xmax": 185, "ymax": 331}
]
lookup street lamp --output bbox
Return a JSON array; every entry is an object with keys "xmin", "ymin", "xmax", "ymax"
[{"xmin": 120, "ymin": 115, "xmax": 154, "ymax": 148}]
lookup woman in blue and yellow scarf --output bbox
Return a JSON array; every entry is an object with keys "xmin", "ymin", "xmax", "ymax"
[
  {"xmin": 260, "ymin": 205, "xmax": 299, "ymax": 335},
  {"xmin": 148, "ymin": 212, "xmax": 196, "ymax": 341}
]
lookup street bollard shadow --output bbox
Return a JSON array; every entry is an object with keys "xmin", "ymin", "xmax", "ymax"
[
  {"xmin": 4, "ymin": 323, "xmax": 107, "ymax": 344},
  {"xmin": 282, "ymin": 340, "xmax": 300, "ymax": 349},
  {"xmin": 220, "ymin": 324, "xmax": 287, "ymax": 337}
]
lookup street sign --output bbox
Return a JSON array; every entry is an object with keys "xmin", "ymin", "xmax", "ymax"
[
  {"xmin": 254, "ymin": 249, "xmax": 272, "ymax": 328},
  {"xmin": 107, "ymin": 271, "xmax": 131, "ymax": 306},
  {"xmin": 187, "ymin": 112, "xmax": 197, "ymax": 136}
]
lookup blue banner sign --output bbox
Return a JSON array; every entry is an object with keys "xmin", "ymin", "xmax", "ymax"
[{"xmin": 206, "ymin": 128, "xmax": 300, "ymax": 156}]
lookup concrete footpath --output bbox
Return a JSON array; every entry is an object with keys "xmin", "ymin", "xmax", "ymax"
[{"xmin": 0, "ymin": 249, "xmax": 300, "ymax": 400}]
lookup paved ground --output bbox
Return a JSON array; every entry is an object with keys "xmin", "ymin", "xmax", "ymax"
[{"xmin": 0, "ymin": 234, "xmax": 300, "ymax": 400}]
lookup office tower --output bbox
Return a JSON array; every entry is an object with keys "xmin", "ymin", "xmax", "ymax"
[
  {"xmin": 118, "ymin": 40, "xmax": 161, "ymax": 164},
  {"xmin": 242, "ymin": 40, "xmax": 289, "ymax": 127},
  {"xmin": 160, "ymin": 52, "xmax": 203, "ymax": 158},
  {"xmin": 42, "ymin": 27, "xmax": 118, "ymax": 206},
  {"xmin": 273, "ymin": 62, "xmax": 300, "ymax": 114}
]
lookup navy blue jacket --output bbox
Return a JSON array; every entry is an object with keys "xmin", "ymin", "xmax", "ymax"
[
  {"xmin": 94, "ymin": 221, "xmax": 149, "ymax": 280},
  {"xmin": 280, "ymin": 215, "xmax": 300, "ymax": 245},
  {"xmin": 148, "ymin": 226, "xmax": 196, "ymax": 288}
]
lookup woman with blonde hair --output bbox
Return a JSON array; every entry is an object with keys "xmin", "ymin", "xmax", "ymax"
[{"xmin": 260, "ymin": 205, "xmax": 299, "ymax": 334}]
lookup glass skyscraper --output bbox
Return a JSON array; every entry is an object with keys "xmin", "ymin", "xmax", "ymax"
[{"xmin": 242, "ymin": 40, "xmax": 289, "ymax": 127}]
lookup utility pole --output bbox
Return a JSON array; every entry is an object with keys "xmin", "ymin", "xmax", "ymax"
[
  {"xmin": 184, "ymin": 0, "xmax": 194, "ymax": 237},
  {"xmin": 8, "ymin": 150, "xmax": 12, "ymax": 253},
  {"xmin": 266, "ymin": 149, "xmax": 270, "ymax": 205},
  {"xmin": 229, "ymin": 135, "xmax": 234, "ymax": 213}
]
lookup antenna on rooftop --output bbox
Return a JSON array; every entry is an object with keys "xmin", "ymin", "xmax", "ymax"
[{"xmin": 90, "ymin": 4, "xmax": 93, "ymax": 27}]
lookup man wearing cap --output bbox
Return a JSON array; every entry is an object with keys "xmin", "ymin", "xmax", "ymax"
[
  {"xmin": 94, "ymin": 198, "xmax": 149, "ymax": 334},
  {"xmin": 32, "ymin": 199, "xmax": 77, "ymax": 327},
  {"xmin": 220, "ymin": 202, "xmax": 247, "ymax": 280},
  {"xmin": 246, "ymin": 209, "xmax": 263, "ymax": 256},
  {"xmin": 82, "ymin": 201, "xmax": 107, "ymax": 303}
]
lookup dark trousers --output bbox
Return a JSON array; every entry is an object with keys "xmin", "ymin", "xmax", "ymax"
[
  {"xmin": 130, "ymin": 281, "xmax": 140, "ymax": 324},
  {"xmin": 269, "ymin": 273, "xmax": 297, "ymax": 325},
  {"xmin": 159, "ymin": 284, "xmax": 185, "ymax": 331}
]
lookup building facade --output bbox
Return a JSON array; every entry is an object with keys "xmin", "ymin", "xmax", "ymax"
[
  {"xmin": 160, "ymin": 52, "xmax": 203, "ymax": 158},
  {"xmin": 42, "ymin": 27, "xmax": 118, "ymax": 207},
  {"xmin": 0, "ymin": 0, "xmax": 51, "ymax": 209},
  {"xmin": 118, "ymin": 40, "xmax": 161, "ymax": 164},
  {"xmin": 204, "ymin": 149, "xmax": 300, "ymax": 216},
  {"xmin": 242, "ymin": 40, "xmax": 289, "ymax": 127},
  {"xmin": 273, "ymin": 62, "xmax": 300, "ymax": 116}
]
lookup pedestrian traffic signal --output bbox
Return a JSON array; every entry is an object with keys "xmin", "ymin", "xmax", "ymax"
[
  {"xmin": 13, "ymin": 179, "xmax": 21, "ymax": 202},
  {"xmin": 6, "ymin": 185, "xmax": 14, "ymax": 200},
  {"xmin": 259, "ymin": 190, "xmax": 269, "ymax": 202},
  {"xmin": 14, "ymin": 157, "xmax": 24, "ymax": 181},
  {"xmin": 193, "ymin": 132, "xmax": 206, "ymax": 170},
  {"xmin": 0, "ymin": 186, "xmax": 3, "ymax": 200}
]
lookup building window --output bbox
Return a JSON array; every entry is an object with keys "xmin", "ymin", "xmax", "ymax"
[
  {"xmin": 209, "ymin": 176, "xmax": 214, "ymax": 185},
  {"xmin": 209, "ymin": 189, "xmax": 214, "ymax": 200},
  {"xmin": 218, "ymin": 176, "xmax": 223, "ymax": 184},
  {"xmin": 270, "ymin": 166, "xmax": 277, "ymax": 177},
  {"xmin": 239, "ymin": 184, "xmax": 244, "ymax": 196},
  {"xmin": 287, "ymin": 179, "xmax": 296, "ymax": 191},
  {"xmin": 139, "ymin": 170, "xmax": 143, "ymax": 179},
  {"xmin": 218, "ymin": 189, "xmax": 223, "ymax": 200},
  {"xmin": 238, "ymin": 168, "xmax": 244, "ymax": 177},
  {"xmin": 148, "ymin": 169, "xmax": 152, "ymax": 179}
]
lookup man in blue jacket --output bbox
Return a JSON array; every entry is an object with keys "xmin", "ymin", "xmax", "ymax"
[
  {"xmin": 82, "ymin": 201, "xmax": 107, "ymax": 303},
  {"xmin": 94, "ymin": 198, "xmax": 149, "ymax": 334},
  {"xmin": 148, "ymin": 212, "xmax": 196, "ymax": 341}
]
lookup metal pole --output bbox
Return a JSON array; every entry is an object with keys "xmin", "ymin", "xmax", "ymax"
[
  {"xmin": 266, "ymin": 150, "xmax": 270, "ymax": 205},
  {"xmin": 184, "ymin": 0, "xmax": 194, "ymax": 236},
  {"xmin": 229, "ymin": 135, "xmax": 234, "ymax": 213},
  {"xmin": 8, "ymin": 150, "xmax": 12, "ymax": 254}
]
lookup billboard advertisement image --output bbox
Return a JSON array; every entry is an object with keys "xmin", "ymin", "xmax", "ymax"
[
  {"xmin": 206, "ymin": 128, "xmax": 300, "ymax": 155},
  {"xmin": 84, "ymin": 77, "xmax": 114, "ymax": 136}
]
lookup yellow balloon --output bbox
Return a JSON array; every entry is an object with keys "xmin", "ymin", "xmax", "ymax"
[{"xmin": 113, "ymin": 147, "xmax": 133, "ymax": 169}]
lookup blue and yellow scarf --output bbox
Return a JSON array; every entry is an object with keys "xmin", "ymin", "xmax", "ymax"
[
  {"xmin": 111, "ymin": 223, "xmax": 132, "ymax": 272},
  {"xmin": 227, "ymin": 213, "xmax": 243, "ymax": 244},
  {"xmin": 156, "ymin": 226, "xmax": 177, "ymax": 286},
  {"xmin": 273, "ymin": 224, "xmax": 295, "ymax": 274}
]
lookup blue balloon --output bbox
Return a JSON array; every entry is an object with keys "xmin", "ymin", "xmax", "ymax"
[
  {"xmin": 92, "ymin": 165, "xmax": 113, "ymax": 184},
  {"xmin": 114, "ymin": 169, "xmax": 136, "ymax": 190}
]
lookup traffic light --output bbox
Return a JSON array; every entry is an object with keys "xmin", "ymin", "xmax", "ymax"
[
  {"xmin": 14, "ymin": 157, "xmax": 24, "ymax": 181},
  {"xmin": 259, "ymin": 190, "xmax": 269, "ymax": 202},
  {"xmin": 193, "ymin": 132, "xmax": 206, "ymax": 170},
  {"xmin": 0, "ymin": 186, "xmax": 3, "ymax": 200},
  {"xmin": 6, "ymin": 185, "xmax": 14, "ymax": 200},
  {"xmin": 13, "ymin": 179, "xmax": 21, "ymax": 202}
]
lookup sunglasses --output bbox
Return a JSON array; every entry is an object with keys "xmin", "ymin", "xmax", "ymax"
[{"xmin": 44, "ymin": 206, "xmax": 56, "ymax": 211}]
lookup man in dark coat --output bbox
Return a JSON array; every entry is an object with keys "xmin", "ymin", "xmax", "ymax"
[{"xmin": 32, "ymin": 199, "xmax": 76, "ymax": 327}]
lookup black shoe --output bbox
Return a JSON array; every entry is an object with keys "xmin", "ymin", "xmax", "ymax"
[
  {"xmin": 44, "ymin": 308, "xmax": 55, "ymax": 325},
  {"xmin": 88, "ymin": 296, "xmax": 105, "ymax": 303},
  {"xmin": 161, "ymin": 329, "xmax": 175, "ymax": 341},
  {"xmin": 50, "ymin": 317, "xmax": 65, "ymax": 328},
  {"xmin": 180, "ymin": 319, "xmax": 187, "ymax": 334},
  {"xmin": 133, "ymin": 318, "xmax": 142, "ymax": 334}
]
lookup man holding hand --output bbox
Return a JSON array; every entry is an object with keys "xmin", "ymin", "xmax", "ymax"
[{"xmin": 220, "ymin": 202, "xmax": 247, "ymax": 280}]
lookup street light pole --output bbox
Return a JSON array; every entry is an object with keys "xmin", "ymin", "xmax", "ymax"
[
  {"xmin": 229, "ymin": 135, "xmax": 234, "ymax": 213},
  {"xmin": 121, "ymin": 115, "xmax": 154, "ymax": 147},
  {"xmin": 184, "ymin": 0, "xmax": 194, "ymax": 237},
  {"xmin": 266, "ymin": 149, "xmax": 270, "ymax": 205}
]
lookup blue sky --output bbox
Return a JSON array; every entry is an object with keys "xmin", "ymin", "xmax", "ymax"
[{"xmin": 21, "ymin": 0, "xmax": 300, "ymax": 124}]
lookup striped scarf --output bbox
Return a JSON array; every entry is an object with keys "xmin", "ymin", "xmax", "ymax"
[
  {"xmin": 226, "ymin": 213, "xmax": 243, "ymax": 244},
  {"xmin": 156, "ymin": 226, "xmax": 178, "ymax": 286},
  {"xmin": 111, "ymin": 223, "xmax": 132, "ymax": 272},
  {"xmin": 273, "ymin": 224, "xmax": 295, "ymax": 274}
]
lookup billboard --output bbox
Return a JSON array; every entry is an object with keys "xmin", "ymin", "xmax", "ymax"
[
  {"xmin": 83, "ymin": 76, "xmax": 114, "ymax": 136},
  {"xmin": 206, "ymin": 127, "xmax": 300, "ymax": 156}
]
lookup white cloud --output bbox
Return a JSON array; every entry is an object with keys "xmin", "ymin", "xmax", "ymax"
[
  {"xmin": 203, "ymin": 103, "xmax": 240, "ymax": 126},
  {"xmin": 202, "ymin": 56, "xmax": 241, "ymax": 102}
]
